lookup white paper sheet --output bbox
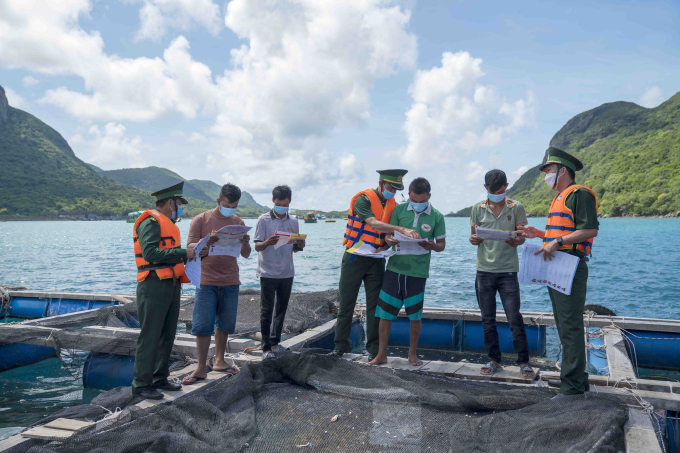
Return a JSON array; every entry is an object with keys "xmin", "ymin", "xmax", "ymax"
[
  {"xmin": 518, "ymin": 244, "xmax": 580, "ymax": 295},
  {"xmin": 346, "ymin": 241, "xmax": 396, "ymax": 259},
  {"xmin": 475, "ymin": 227, "xmax": 517, "ymax": 241},
  {"xmin": 185, "ymin": 233, "xmax": 211, "ymax": 289},
  {"xmin": 393, "ymin": 231, "xmax": 430, "ymax": 256},
  {"xmin": 208, "ymin": 225, "xmax": 251, "ymax": 257},
  {"xmin": 208, "ymin": 242, "xmax": 243, "ymax": 257}
]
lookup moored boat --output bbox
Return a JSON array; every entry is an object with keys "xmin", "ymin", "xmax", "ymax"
[{"xmin": 303, "ymin": 212, "xmax": 317, "ymax": 223}]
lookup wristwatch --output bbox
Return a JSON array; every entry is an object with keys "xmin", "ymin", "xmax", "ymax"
[{"xmin": 556, "ymin": 237, "xmax": 564, "ymax": 247}]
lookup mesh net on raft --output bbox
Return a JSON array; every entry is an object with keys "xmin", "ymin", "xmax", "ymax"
[
  {"xmin": 0, "ymin": 289, "xmax": 339, "ymax": 378},
  {"xmin": 5, "ymin": 351, "xmax": 627, "ymax": 453}
]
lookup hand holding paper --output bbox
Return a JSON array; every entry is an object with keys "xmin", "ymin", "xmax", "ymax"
[
  {"xmin": 393, "ymin": 230, "xmax": 430, "ymax": 256},
  {"xmin": 474, "ymin": 227, "xmax": 517, "ymax": 241},
  {"xmin": 274, "ymin": 231, "xmax": 307, "ymax": 249}
]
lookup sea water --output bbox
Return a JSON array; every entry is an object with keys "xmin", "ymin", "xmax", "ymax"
[{"xmin": 1, "ymin": 217, "xmax": 679, "ymax": 436}]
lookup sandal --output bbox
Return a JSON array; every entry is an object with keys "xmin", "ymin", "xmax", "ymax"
[
  {"xmin": 520, "ymin": 364, "xmax": 535, "ymax": 378},
  {"xmin": 182, "ymin": 375, "xmax": 206, "ymax": 385},
  {"xmin": 481, "ymin": 361, "xmax": 500, "ymax": 375}
]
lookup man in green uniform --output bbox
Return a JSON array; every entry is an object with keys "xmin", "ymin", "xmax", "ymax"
[
  {"xmin": 330, "ymin": 170, "xmax": 420, "ymax": 361},
  {"xmin": 132, "ymin": 182, "xmax": 198, "ymax": 399},
  {"xmin": 518, "ymin": 148, "xmax": 599, "ymax": 396}
]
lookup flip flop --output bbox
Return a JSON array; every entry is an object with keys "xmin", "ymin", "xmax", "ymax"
[
  {"xmin": 182, "ymin": 375, "xmax": 206, "ymax": 385},
  {"xmin": 480, "ymin": 361, "xmax": 500, "ymax": 375},
  {"xmin": 213, "ymin": 365, "xmax": 240, "ymax": 374},
  {"xmin": 520, "ymin": 364, "xmax": 535, "ymax": 378}
]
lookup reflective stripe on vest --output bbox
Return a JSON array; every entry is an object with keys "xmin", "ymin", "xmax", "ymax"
[
  {"xmin": 543, "ymin": 185, "xmax": 599, "ymax": 256},
  {"xmin": 343, "ymin": 189, "xmax": 396, "ymax": 249},
  {"xmin": 132, "ymin": 209, "xmax": 189, "ymax": 283}
]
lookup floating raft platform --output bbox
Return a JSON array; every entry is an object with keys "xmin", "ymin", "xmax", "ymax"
[{"xmin": 1, "ymin": 290, "xmax": 678, "ymax": 452}]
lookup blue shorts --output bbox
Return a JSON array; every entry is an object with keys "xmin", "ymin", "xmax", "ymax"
[
  {"xmin": 376, "ymin": 270, "xmax": 426, "ymax": 321},
  {"xmin": 191, "ymin": 285, "xmax": 239, "ymax": 336}
]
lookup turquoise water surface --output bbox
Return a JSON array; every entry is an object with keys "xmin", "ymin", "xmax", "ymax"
[{"xmin": 1, "ymin": 217, "xmax": 679, "ymax": 436}]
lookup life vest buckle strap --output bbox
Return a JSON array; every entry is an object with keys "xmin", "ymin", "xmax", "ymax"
[{"xmin": 137, "ymin": 263, "xmax": 174, "ymax": 271}]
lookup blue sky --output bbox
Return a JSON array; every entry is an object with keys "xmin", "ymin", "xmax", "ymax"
[{"xmin": 1, "ymin": 0, "xmax": 678, "ymax": 212}]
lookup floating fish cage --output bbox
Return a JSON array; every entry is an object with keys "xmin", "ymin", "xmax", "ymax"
[{"xmin": 1, "ymin": 289, "xmax": 679, "ymax": 452}]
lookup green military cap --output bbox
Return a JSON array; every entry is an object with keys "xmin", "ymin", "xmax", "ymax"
[
  {"xmin": 151, "ymin": 182, "xmax": 189, "ymax": 204},
  {"xmin": 539, "ymin": 147, "xmax": 584, "ymax": 173},
  {"xmin": 377, "ymin": 169, "xmax": 408, "ymax": 190}
]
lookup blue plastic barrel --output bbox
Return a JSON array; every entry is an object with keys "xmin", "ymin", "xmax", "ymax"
[
  {"xmin": 389, "ymin": 318, "xmax": 458, "ymax": 349},
  {"xmin": 0, "ymin": 343, "xmax": 57, "ymax": 372},
  {"xmin": 308, "ymin": 319, "xmax": 365, "ymax": 350},
  {"xmin": 83, "ymin": 353, "xmax": 137, "ymax": 390},
  {"xmin": 5, "ymin": 297, "xmax": 118, "ymax": 319},
  {"xmin": 626, "ymin": 330, "xmax": 680, "ymax": 371},
  {"xmin": 461, "ymin": 320, "xmax": 546, "ymax": 356}
]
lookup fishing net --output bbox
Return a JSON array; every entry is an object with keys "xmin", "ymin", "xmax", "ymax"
[
  {"xmin": 5, "ymin": 351, "xmax": 628, "ymax": 453},
  {"xmin": 0, "ymin": 289, "xmax": 338, "ymax": 377}
]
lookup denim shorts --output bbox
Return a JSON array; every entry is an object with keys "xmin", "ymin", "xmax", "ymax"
[{"xmin": 191, "ymin": 285, "xmax": 239, "ymax": 336}]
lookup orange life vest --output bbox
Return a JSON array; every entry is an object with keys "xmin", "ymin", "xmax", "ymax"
[
  {"xmin": 133, "ymin": 209, "xmax": 189, "ymax": 283},
  {"xmin": 543, "ymin": 185, "xmax": 599, "ymax": 256},
  {"xmin": 343, "ymin": 189, "xmax": 396, "ymax": 249}
]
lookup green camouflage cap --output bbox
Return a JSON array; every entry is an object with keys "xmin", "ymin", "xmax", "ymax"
[
  {"xmin": 539, "ymin": 147, "xmax": 584, "ymax": 172},
  {"xmin": 377, "ymin": 169, "xmax": 408, "ymax": 190},
  {"xmin": 151, "ymin": 182, "xmax": 189, "ymax": 204}
]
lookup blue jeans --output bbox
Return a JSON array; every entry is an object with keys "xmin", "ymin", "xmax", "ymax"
[
  {"xmin": 475, "ymin": 271, "xmax": 529, "ymax": 364},
  {"xmin": 191, "ymin": 285, "xmax": 239, "ymax": 337}
]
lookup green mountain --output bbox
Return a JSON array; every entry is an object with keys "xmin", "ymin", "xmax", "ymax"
[
  {"xmin": 449, "ymin": 92, "xmax": 680, "ymax": 218},
  {"xmin": 0, "ymin": 86, "xmax": 264, "ymax": 218},
  {"xmin": 92, "ymin": 166, "xmax": 268, "ymax": 215}
]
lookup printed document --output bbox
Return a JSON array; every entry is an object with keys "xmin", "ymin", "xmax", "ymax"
[
  {"xmin": 475, "ymin": 227, "xmax": 517, "ymax": 241},
  {"xmin": 393, "ymin": 230, "xmax": 430, "ymax": 256},
  {"xmin": 209, "ymin": 225, "xmax": 252, "ymax": 257},
  {"xmin": 274, "ymin": 231, "xmax": 307, "ymax": 250},
  {"xmin": 185, "ymin": 233, "xmax": 211, "ymax": 289},
  {"xmin": 346, "ymin": 240, "xmax": 395, "ymax": 259},
  {"xmin": 519, "ymin": 244, "xmax": 580, "ymax": 295}
]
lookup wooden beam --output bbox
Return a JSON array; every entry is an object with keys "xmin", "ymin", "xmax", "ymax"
[
  {"xmin": 280, "ymin": 318, "xmax": 340, "ymax": 351},
  {"xmin": 624, "ymin": 409, "xmax": 662, "ymax": 453},
  {"xmin": 604, "ymin": 327, "xmax": 636, "ymax": 381},
  {"xmin": 539, "ymin": 371, "xmax": 680, "ymax": 394},
  {"xmin": 8, "ymin": 290, "xmax": 134, "ymax": 302},
  {"xmin": 355, "ymin": 304, "xmax": 680, "ymax": 333}
]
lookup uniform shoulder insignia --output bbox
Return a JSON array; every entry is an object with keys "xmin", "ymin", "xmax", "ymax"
[{"xmin": 148, "ymin": 217, "xmax": 158, "ymax": 222}]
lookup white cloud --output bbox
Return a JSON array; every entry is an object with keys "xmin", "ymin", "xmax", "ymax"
[
  {"xmin": 639, "ymin": 86, "xmax": 664, "ymax": 108},
  {"xmin": 395, "ymin": 51, "xmax": 535, "ymax": 210},
  {"xmin": 135, "ymin": 0, "xmax": 222, "ymax": 42},
  {"xmin": 187, "ymin": 132, "xmax": 206, "ymax": 142},
  {"xmin": 3, "ymin": 86, "xmax": 27, "ymax": 108},
  {"xmin": 72, "ymin": 123, "xmax": 147, "ymax": 168},
  {"xmin": 21, "ymin": 75, "xmax": 39, "ymax": 87},
  {"xmin": 0, "ymin": 0, "xmax": 416, "ymax": 193},
  {"xmin": 402, "ymin": 51, "xmax": 534, "ymax": 167}
]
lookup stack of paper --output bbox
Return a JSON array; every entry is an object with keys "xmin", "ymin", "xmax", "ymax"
[
  {"xmin": 274, "ymin": 231, "xmax": 307, "ymax": 249},
  {"xmin": 518, "ymin": 244, "xmax": 580, "ymax": 295},
  {"xmin": 346, "ymin": 240, "xmax": 395, "ymax": 259}
]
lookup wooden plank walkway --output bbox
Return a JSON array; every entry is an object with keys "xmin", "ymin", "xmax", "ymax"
[{"xmin": 604, "ymin": 327, "xmax": 637, "ymax": 381}]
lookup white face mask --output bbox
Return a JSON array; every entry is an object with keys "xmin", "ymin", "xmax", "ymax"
[{"xmin": 544, "ymin": 172, "xmax": 558, "ymax": 188}]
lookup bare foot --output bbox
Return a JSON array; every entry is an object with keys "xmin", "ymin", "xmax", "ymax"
[
  {"xmin": 368, "ymin": 355, "xmax": 387, "ymax": 365},
  {"xmin": 408, "ymin": 355, "xmax": 423, "ymax": 367}
]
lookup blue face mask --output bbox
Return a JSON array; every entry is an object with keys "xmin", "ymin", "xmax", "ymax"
[
  {"xmin": 273, "ymin": 206, "xmax": 289, "ymax": 215},
  {"xmin": 219, "ymin": 206, "xmax": 237, "ymax": 217},
  {"xmin": 382, "ymin": 187, "xmax": 396, "ymax": 200},
  {"xmin": 172, "ymin": 205, "xmax": 183, "ymax": 221},
  {"xmin": 410, "ymin": 201, "xmax": 429, "ymax": 212},
  {"xmin": 487, "ymin": 192, "xmax": 506, "ymax": 203}
]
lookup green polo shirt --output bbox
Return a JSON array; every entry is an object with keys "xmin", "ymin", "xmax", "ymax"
[
  {"xmin": 470, "ymin": 198, "xmax": 527, "ymax": 273},
  {"xmin": 386, "ymin": 203, "xmax": 446, "ymax": 279}
]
